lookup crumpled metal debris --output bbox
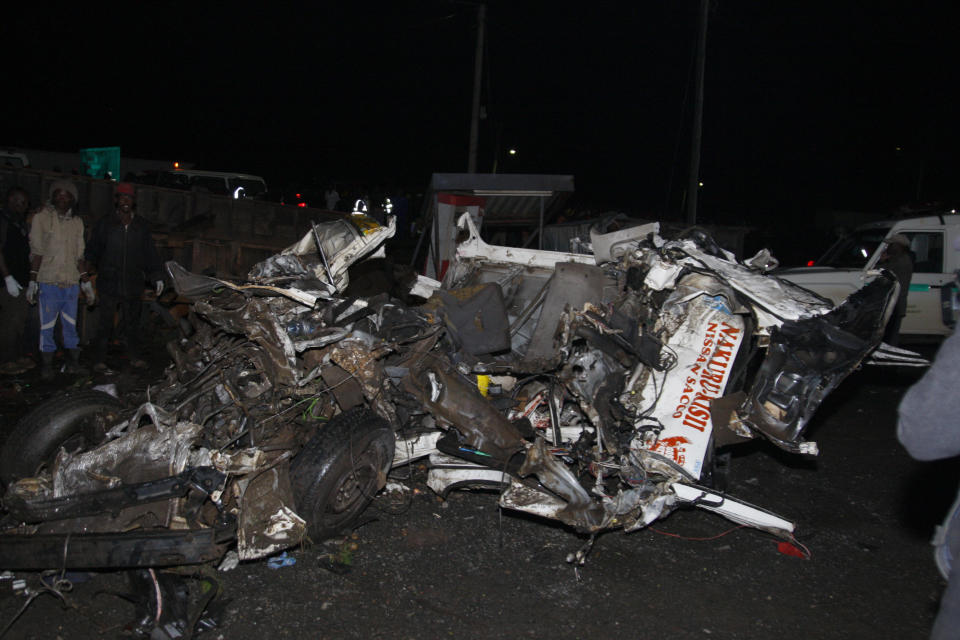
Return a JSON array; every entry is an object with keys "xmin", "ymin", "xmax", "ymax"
[{"xmin": 0, "ymin": 211, "xmax": 916, "ymax": 581}]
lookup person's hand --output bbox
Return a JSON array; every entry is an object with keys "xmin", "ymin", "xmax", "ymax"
[
  {"xmin": 4, "ymin": 275, "xmax": 22, "ymax": 297},
  {"xmin": 155, "ymin": 280, "xmax": 164, "ymax": 297},
  {"xmin": 25, "ymin": 281, "xmax": 37, "ymax": 305},
  {"xmin": 81, "ymin": 280, "xmax": 96, "ymax": 306}
]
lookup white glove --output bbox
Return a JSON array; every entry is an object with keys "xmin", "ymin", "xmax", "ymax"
[
  {"xmin": 25, "ymin": 280, "xmax": 37, "ymax": 305},
  {"xmin": 155, "ymin": 280, "xmax": 165, "ymax": 296},
  {"xmin": 4, "ymin": 275, "xmax": 22, "ymax": 297},
  {"xmin": 81, "ymin": 280, "xmax": 96, "ymax": 306}
]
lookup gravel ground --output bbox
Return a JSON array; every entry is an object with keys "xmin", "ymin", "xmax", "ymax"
[{"xmin": 0, "ymin": 344, "xmax": 950, "ymax": 639}]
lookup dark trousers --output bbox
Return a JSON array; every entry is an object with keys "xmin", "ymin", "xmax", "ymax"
[
  {"xmin": 0, "ymin": 292, "xmax": 37, "ymax": 361},
  {"xmin": 96, "ymin": 293, "xmax": 142, "ymax": 359}
]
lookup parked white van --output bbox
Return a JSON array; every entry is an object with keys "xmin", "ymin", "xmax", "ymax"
[
  {"xmin": 153, "ymin": 170, "xmax": 268, "ymax": 199},
  {"xmin": 778, "ymin": 214, "xmax": 960, "ymax": 337}
]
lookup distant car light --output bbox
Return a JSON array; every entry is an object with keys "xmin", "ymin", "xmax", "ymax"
[{"xmin": 806, "ymin": 260, "xmax": 815, "ymax": 267}]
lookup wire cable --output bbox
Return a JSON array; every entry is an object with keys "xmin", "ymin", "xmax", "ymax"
[{"xmin": 650, "ymin": 524, "xmax": 746, "ymax": 541}]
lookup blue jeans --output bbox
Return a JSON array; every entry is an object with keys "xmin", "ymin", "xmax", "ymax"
[{"xmin": 38, "ymin": 283, "xmax": 79, "ymax": 353}]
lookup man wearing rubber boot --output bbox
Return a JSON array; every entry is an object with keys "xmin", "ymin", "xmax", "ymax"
[
  {"xmin": 84, "ymin": 182, "xmax": 163, "ymax": 370},
  {"xmin": 26, "ymin": 180, "xmax": 90, "ymax": 380}
]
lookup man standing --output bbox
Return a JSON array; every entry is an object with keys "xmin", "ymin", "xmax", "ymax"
[
  {"xmin": 0, "ymin": 187, "xmax": 34, "ymax": 369},
  {"xmin": 898, "ymin": 330, "xmax": 960, "ymax": 639},
  {"xmin": 84, "ymin": 182, "xmax": 163, "ymax": 370},
  {"xmin": 27, "ymin": 180, "xmax": 90, "ymax": 379},
  {"xmin": 879, "ymin": 233, "xmax": 914, "ymax": 346}
]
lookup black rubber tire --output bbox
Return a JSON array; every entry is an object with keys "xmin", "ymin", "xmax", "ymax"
[
  {"xmin": 0, "ymin": 390, "xmax": 124, "ymax": 485},
  {"xmin": 291, "ymin": 407, "xmax": 395, "ymax": 540}
]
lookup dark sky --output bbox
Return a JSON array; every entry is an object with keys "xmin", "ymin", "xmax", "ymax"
[{"xmin": 4, "ymin": 2, "xmax": 959, "ymax": 224}]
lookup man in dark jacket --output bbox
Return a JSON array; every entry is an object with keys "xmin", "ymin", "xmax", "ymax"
[
  {"xmin": 0, "ymin": 186, "xmax": 35, "ymax": 368},
  {"xmin": 879, "ymin": 233, "xmax": 914, "ymax": 346},
  {"xmin": 85, "ymin": 182, "xmax": 163, "ymax": 369}
]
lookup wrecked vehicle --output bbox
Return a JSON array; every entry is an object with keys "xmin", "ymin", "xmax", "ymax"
[{"xmin": 0, "ymin": 212, "xmax": 924, "ymax": 573}]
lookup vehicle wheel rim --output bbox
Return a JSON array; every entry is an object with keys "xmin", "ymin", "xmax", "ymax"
[{"xmin": 328, "ymin": 448, "xmax": 381, "ymax": 515}]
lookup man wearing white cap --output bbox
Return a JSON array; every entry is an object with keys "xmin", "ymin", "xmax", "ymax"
[{"xmin": 26, "ymin": 180, "xmax": 91, "ymax": 379}]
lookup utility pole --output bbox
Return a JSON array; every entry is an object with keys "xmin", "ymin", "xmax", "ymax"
[
  {"xmin": 467, "ymin": 3, "xmax": 486, "ymax": 173},
  {"xmin": 686, "ymin": 0, "xmax": 709, "ymax": 225}
]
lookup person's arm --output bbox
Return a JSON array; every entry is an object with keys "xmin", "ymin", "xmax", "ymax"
[
  {"xmin": 28, "ymin": 212, "xmax": 43, "ymax": 279},
  {"xmin": 0, "ymin": 247, "xmax": 21, "ymax": 296},
  {"xmin": 76, "ymin": 231, "xmax": 86, "ymax": 279},
  {"xmin": 29, "ymin": 254, "xmax": 42, "ymax": 278},
  {"xmin": 76, "ymin": 234, "xmax": 87, "ymax": 281},
  {"xmin": 898, "ymin": 332, "xmax": 960, "ymax": 461},
  {"xmin": 0, "ymin": 247, "xmax": 9, "ymax": 280},
  {"xmin": 74, "ymin": 219, "xmax": 95, "ymax": 303},
  {"xmin": 75, "ymin": 220, "xmax": 85, "ymax": 273},
  {"xmin": 23, "ymin": 252, "xmax": 41, "ymax": 303}
]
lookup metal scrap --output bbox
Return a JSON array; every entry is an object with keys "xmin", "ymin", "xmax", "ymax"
[{"xmin": 0, "ymin": 210, "xmax": 916, "ymax": 587}]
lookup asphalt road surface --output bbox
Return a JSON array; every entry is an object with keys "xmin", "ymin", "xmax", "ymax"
[{"xmin": 0, "ymin": 346, "xmax": 951, "ymax": 639}]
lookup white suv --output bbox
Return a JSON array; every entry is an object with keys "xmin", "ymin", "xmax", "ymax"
[
  {"xmin": 155, "ymin": 169, "xmax": 268, "ymax": 199},
  {"xmin": 778, "ymin": 214, "xmax": 960, "ymax": 337}
]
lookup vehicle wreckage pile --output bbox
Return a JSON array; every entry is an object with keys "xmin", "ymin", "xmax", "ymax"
[{"xmin": 0, "ymin": 213, "xmax": 924, "ymax": 573}]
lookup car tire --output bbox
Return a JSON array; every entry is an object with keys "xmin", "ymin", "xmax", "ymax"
[
  {"xmin": 290, "ymin": 407, "xmax": 395, "ymax": 540},
  {"xmin": 0, "ymin": 390, "xmax": 124, "ymax": 486}
]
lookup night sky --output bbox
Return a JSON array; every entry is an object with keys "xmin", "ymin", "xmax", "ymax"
[{"xmin": 4, "ymin": 2, "xmax": 959, "ymax": 226}]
